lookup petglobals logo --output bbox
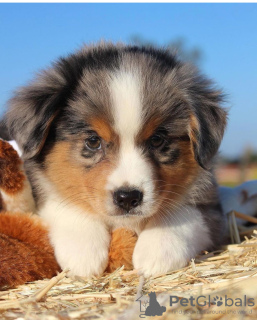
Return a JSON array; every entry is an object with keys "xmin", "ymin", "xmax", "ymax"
[
  {"xmin": 136, "ymin": 292, "xmax": 166, "ymax": 318},
  {"xmin": 170, "ymin": 295, "xmax": 255, "ymax": 308},
  {"xmin": 136, "ymin": 292, "xmax": 255, "ymax": 318}
]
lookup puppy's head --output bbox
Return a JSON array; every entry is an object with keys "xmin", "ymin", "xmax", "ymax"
[{"xmin": 7, "ymin": 44, "xmax": 227, "ymax": 221}]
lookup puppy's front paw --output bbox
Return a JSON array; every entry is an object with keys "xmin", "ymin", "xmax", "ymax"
[
  {"xmin": 133, "ymin": 229, "xmax": 188, "ymax": 277},
  {"xmin": 133, "ymin": 207, "xmax": 212, "ymax": 277},
  {"xmin": 56, "ymin": 238, "xmax": 110, "ymax": 278},
  {"xmin": 44, "ymin": 204, "xmax": 111, "ymax": 278}
]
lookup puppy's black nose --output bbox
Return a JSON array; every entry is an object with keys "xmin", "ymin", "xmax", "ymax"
[{"xmin": 113, "ymin": 189, "xmax": 143, "ymax": 212}]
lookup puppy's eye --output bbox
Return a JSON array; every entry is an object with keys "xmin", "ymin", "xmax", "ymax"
[
  {"xmin": 85, "ymin": 136, "xmax": 101, "ymax": 150},
  {"xmin": 149, "ymin": 134, "xmax": 164, "ymax": 148}
]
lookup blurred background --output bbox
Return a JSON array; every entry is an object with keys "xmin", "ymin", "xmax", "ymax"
[{"xmin": 0, "ymin": 3, "xmax": 257, "ymax": 186}]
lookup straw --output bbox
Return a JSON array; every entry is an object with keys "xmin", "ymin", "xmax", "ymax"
[{"xmin": 1, "ymin": 211, "xmax": 257, "ymax": 319}]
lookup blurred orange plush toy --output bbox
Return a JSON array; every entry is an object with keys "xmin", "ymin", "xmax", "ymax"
[{"xmin": 0, "ymin": 139, "xmax": 137, "ymax": 289}]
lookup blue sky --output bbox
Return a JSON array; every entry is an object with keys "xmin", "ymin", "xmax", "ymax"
[{"xmin": 0, "ymin": 3, "xmax": 257, "ymax": 157}]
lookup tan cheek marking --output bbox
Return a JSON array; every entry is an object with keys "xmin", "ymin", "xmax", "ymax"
[
  {"xmin": 46, "ymin": 141, "xmax": 115, "ymax": 215},
  {"xmin": 155, "ymin": 140, "xmax": 199, "ymax": 206}
]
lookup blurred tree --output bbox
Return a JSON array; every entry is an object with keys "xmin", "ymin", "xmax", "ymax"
[{"xmin": 129, "ymin": 35, "xmax": 203, "ymax": 65}]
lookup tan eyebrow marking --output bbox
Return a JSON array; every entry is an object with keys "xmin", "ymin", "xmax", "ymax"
[
  {"xmin": 90, "ymin": 118, "xmax": 117, "ymax": 142},
  {"xmin": 138, "ymin": 116, "xmax": 163, "ymax": 142}
]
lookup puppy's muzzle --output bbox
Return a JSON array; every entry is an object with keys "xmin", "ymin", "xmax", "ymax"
[{"xmin": 113, "ymin": 188, "xmax": 143, "ymax": 213}]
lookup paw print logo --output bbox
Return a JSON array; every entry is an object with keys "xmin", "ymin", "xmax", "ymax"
[{"xmin": 213, "ymin": 296, "xmax": 223, "ymax": 307}]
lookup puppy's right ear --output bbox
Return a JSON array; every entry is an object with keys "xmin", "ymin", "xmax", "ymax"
[{"xmin": 6, "ymin": 62, "xmax": 75, "ymax": 160}]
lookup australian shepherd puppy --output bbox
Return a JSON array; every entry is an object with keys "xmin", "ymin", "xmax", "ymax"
[{"xmin": 6, "ymin": 43, "xmax": 227, "ymax": 277}]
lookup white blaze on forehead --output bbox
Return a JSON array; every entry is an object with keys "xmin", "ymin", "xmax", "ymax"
[
  {"xmin": 107, "ymin": 68, "xmax": 155, "ymax": 216},
  {"xmin": 109, "ymin": 69, "xmax": 143, "ymax": 140}
]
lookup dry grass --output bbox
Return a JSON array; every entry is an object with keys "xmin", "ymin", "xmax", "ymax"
[{"xmin": 1, "ymin": 212, "xmax": 257, "ymax": 319}]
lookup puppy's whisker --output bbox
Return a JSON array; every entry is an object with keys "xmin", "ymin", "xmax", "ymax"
[
  {"xmin": 155, "ymin": 198, "xmax": 191, "ymax": 219},
  {"xmin": 160, "ymin": 199, "xmax": 190, "ymax": 215},
  {"xmin": 58, "ymin": 193, "xmax": 99, "ymax": 204},
  {"xmin": 157, "ymin": 204, "xmax": 183, "ymax": 226},
  {"xmin": 57, "ymin": 194, "xmax": 101, "ymax": 210},
  {"xmin": 158, "ymin": 201, "xmax": 192, "ymax": 226},
  {"xmin": 156, "ymin": 190, "xmax": 182, "ymax": 197},
  {"xmin": 147, "ymin": 179, "xmax": 188, "ymax": 189}
]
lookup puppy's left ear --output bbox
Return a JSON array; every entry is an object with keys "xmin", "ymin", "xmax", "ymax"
[
  {"xmin": 6, "ymin": 57, "xmax": 79, "ymax": 160},
  {"xmin": 187, "ymin": 75, "xmax": 228, "ymax": 169}
]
